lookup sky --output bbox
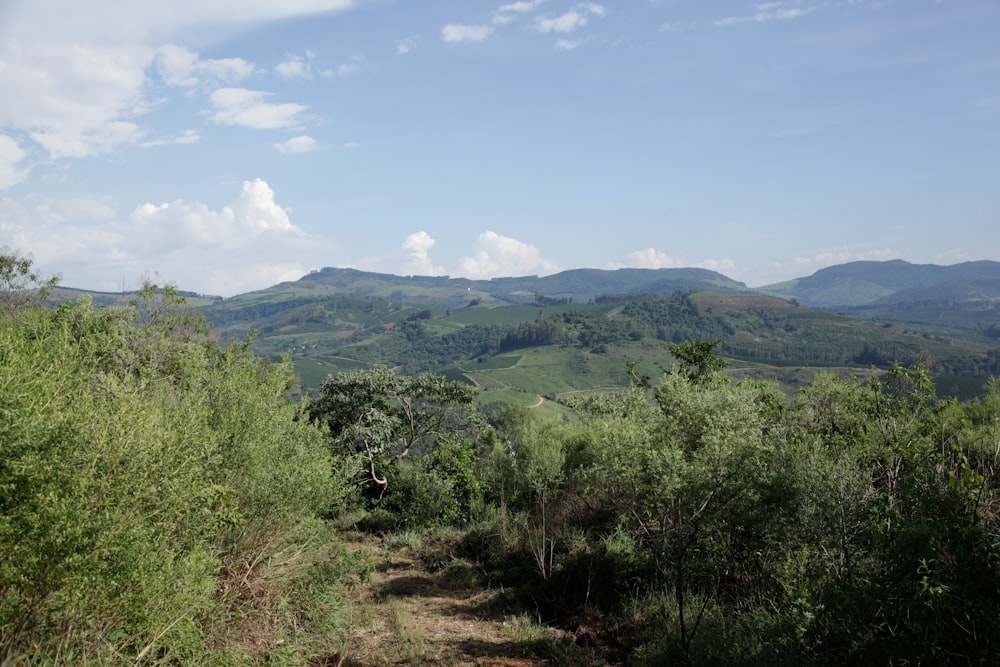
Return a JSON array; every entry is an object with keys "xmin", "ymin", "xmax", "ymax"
[{"xmin": 0, "ymin": 0, "xmax": 997, "ymax": 296}]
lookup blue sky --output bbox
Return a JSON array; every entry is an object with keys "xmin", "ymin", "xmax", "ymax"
[{"xmin": 0, "ymin": 0, "xmax": 997, "ymax": 296}]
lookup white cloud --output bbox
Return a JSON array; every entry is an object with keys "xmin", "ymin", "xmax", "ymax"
[
  {"xmin": 275, "ymin": 54, "xmax": 312, "ymax": 80},
  {"xmin": 156, "ymin": 44, "xmax": 254, "ymax": 87},
  {"xmin": 535, "ymin": 11, "xmax": 589, "ymax": 33},
  {"xmin": 624, "ymin": 248, "xmax": 685, "ymax": 269},
  {"xmin": 791, "ymin": 247, "xmax": 899, "ymax": 270},
  {"xmin": 401, "ymin": 231, "xmax": 446, "ymax": 275},
  {"xmin": 697, "ymin": 258, "xmax": 737, "ymax": 273},
  {"xmin": 716, "ymin": 3, "xmax": 816, "ymax": 26},
  {"xmin": 554, "ymin": 39, "xmax": 583, "ymax": 50},
  {"xmin": 611, "ymin": 249, "xmax": 736, "ymax": 274},
  {"xmin": 275, "ymin": 135, "xmax": 318, "ymax": 154},
  {"xmin": 209, "ymin": 88, "xmax": 308, "ymax": 129},
  {"xmin": 0, "ymin": 179, "xmax": 337, "ymax": 296},
  {"xmin": 0, "ymin": 38, "xmax": 154, "ymax": 159},
  {"xmin": 132, "ymin": 179, "xmax": 299, "ymax": 243},
  {"xmin": 3, "ymin": 0, "xmax": 357, "ymax": 44},
  {"xmin": 498, "ymin": 1, "xmax": 543, "ymax": 12},
  {"xmin": 493, "ymin": 0, "xmax": 543, "ymax": 24},
  {"xmin": 396, "ymin": 38, "xmax": 417, "ymax": 55},
  {"xmin": 442, "ymin": 24, "xmax": 495, "ymax": 43},
  {"xmin": 661, "ymin": 20, "xmax": 697, "ymax": 32},
  {"xmin": 335, "ymin": 55, "xmax": 364, "ymax": 77},
  {"xmin": 339, "ymin": 141, "xmax": 362, "ymax": 150},
  {"xmin": 534, "ymin": 3, "xmax": 605, "ymax": 33},
  {"xmin": 455, "ymin": 231, "xmax": 559, "ymax": 279},
  {"xmin": 0, "ymin": 135, "xmax": 30, "ymax": 189},
  {"xmin": 140, "ymin": 129, "xmax": 201, "ymax": 148}
]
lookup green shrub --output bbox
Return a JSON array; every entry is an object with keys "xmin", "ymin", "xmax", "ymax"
[
  {"xmin": 0, "ymin": 279, "xmax": 341, "ymax": 664},
  {"xmin": 380, "ymin": 460, "xmax": 460, "ymax": 528}
]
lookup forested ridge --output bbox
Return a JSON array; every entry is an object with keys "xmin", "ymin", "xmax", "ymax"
[{"xmin": 5, "ymin": 249, "xmax": 1000, "ymax": 665}]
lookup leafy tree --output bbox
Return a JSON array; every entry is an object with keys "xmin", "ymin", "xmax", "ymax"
[
  {"xmin": 0, "ymin": 247, "xmax": 58, "ymax": 313},
  {"xmin": 667, "ymin": 338, "xmax": 729, "ymax": 384},
  {"xmin": 308, "ymin": 367, "xmax": 483, "ymax": 496}
]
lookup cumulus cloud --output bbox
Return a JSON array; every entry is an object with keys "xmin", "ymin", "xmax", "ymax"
[
  {"xmin": 275, "ymin": 135, "xmax": 318, "ymax": 154},
  {"xmin": 455, "ymin": 231, "xmax": 559, "ymax": 279},
  {"xmin": 442, "ymin": 24, "xmax": 495, "ymax": 43},
  {"xmin": 611, "ymin": 248, "xmax": 736, "ymax": 274},
  {"xmin": 3, "ymin": 0, "xmax": 357, "ymax": 44},
  {"xmin": 335, "ymin": 55, "xmax": 364, "ymax": 77},
  {"xmin": 0, "ymin": 38, "xmax": 153, "ymax": 159},
  {"xmin": 132, "ymin": 179, "xmax": 298, "ymax": 243},
  {"xmin": 209, "ymin": 88, "xmax": 309, "ymax": 130},
  {"xmin": 624, "ymin": 248, "xmax": 685, "ymax": 269},
  {"xmin": 0, "ymin": 135, "xmax": 30, "ymax": 189},
  {"xmin": 493, "ymin": 0, "xmax": 543, "ymax": 24},
  {"xmin": 401, "ymin": 231, "xmax": 447, "ymax": 275},
  {"xmin": 275, "ymin": 53, "xmax": 312, "ymax": 79},
  {"xmin": 156, "ymin": 44, "xmax": 254, "ymax": 87},
  {"xmin": 0, "ymin": 179, "xmax": 337, "ymax": 296},
  {"xmin": 0, "ymin": 2, "xmax": 358, "ymax": 161},
  {"xmin": 716, "ymin": 2, "xmax": 816, "ymax": 27},
  {"xmin": 534, "ymin": 3, "xmax": 605, "ymax": 32}
]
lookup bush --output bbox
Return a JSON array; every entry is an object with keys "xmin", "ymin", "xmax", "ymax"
[
  {"xmin": 0, "ymin": 283, "xmax": 340, "ymax": 664},
  {"xmin": 380, "ymin": 460, "xmax": 460, "ymax": 528}
]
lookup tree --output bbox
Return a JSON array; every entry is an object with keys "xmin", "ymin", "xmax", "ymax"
[
  {"xmin": 667, "ymin": 338, "xmax": 729, "ymax": 384},
  {"xmin": 0, "ymin": 247, "xmax": 58, "ymax": 314},
  {"xmin": 308, "ymin": 367, "xmax": 482, "ymax": 495}
]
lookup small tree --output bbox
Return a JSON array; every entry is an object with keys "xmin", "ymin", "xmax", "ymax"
[
  {"xmin": 668, "ymin": 338, "xmax": 728, "ymax": 384},
  {"xmin": 0, "ymin": 247, "xmax": 58, "ymax": 314},
  {"xmin": 308, "ymin": 367, "xmax": 482, "ymax": 496}
]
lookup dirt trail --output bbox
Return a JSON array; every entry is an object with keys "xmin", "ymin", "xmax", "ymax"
[{"xmin": 320, "ymin": 534, "xmax": 578, "ymax": 667}]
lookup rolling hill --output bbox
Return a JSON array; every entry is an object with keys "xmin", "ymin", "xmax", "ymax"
[{"xmin": 47, "ymin": 261, "xmax": 1000, "ymax": 403}]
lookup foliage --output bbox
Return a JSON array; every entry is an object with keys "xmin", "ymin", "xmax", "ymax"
[
  {"xmin": 667, "ymin": 337, "xmax": 729, "ymax": 384},
  {"xmin": 417, "ymin": 354, "xmax": 1000, "ymax": 664},
  {"xmin": 0, "ymin": 247, "xmax": 59, "ymax": 313},
  {"xmin": 0, "ymin": 262, "xmax": 340, "ymax": 664},
  {"xmin": 308, "ymin": 366, "xmax": 484, "ymax": 496}
]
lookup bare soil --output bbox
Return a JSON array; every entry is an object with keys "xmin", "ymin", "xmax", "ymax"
[{"xmin": 314, "ymin": 533, "xmax": 611, "ymax": 667}]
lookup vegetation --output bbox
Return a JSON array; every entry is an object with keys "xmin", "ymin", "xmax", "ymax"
[
  {"xmin": 369, "ymin": 355, "xmax": 1000, "ymax": 664},
  {"xmin": 7, "ymin": 248, "xmax": 1000, "ymax": 664},
  {"xmin": 0, "ymin": 254, "xmax": 354, "ymax": 664}
]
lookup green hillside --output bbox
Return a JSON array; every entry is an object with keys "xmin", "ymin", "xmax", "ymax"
[
  {"xmin": 45, "ymin": 261, "xmax": 1000, "ymax": 403},
  {"xmin": 199, "ymin": 287, "xmax": 998, "ymax": 403}
]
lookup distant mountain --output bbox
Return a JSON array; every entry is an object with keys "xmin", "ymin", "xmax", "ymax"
[
  {"xmin": 49, "ymin": 260, "xmax": 999, "ymax": 340},
  {"xmin": 45, "ymin": 261, "xmax": 1000, "ymax": 400},
  {"xmin": 760, "ymin": 260, "xmax": 1000, "ymax": 308},
  {"xmin": 247, "ymin": 266, "xmax": 749, "ymax": 307}
]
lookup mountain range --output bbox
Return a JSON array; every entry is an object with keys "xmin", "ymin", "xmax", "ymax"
[{"xmin": 49, "ymin": 259, "xmax": 1000, "ymax": 401}]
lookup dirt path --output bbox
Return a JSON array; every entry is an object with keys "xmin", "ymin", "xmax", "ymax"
[{"xmin": 318, "ymin": 533, "xmax": 588, "ymax": 667}]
